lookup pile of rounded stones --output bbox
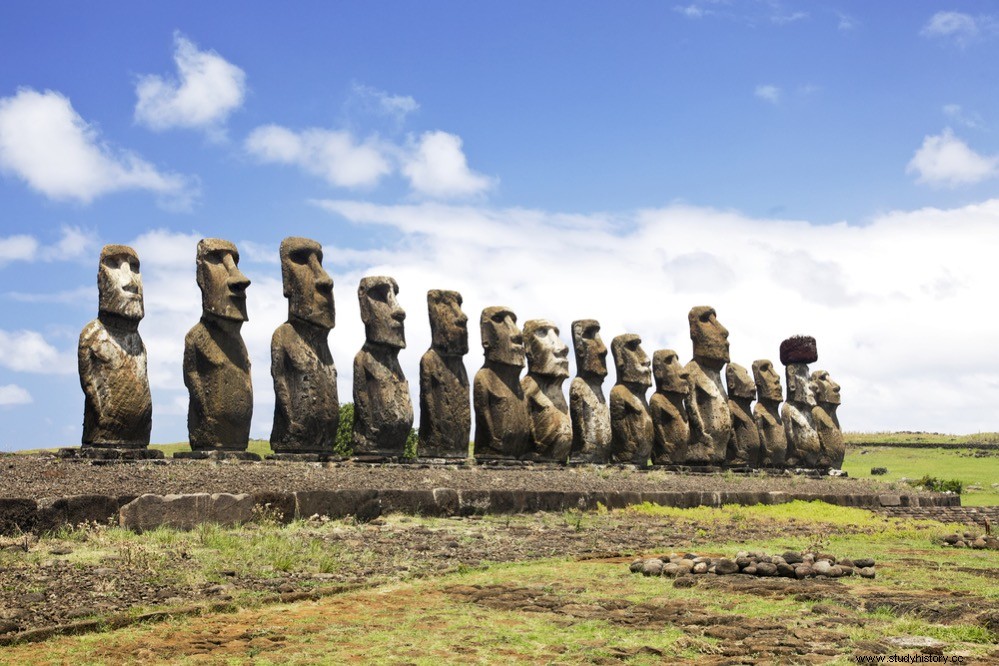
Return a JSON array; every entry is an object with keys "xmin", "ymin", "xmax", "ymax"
[
  {"xmin": 629, "ymin": 551, "xmax": 876, "ymax": 580},
  {"xmin": 941, "ymin": 532, "xmax": 999, "ymax": 550}
]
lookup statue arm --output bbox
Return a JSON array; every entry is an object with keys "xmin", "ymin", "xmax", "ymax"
[
  {"xmin": 271, "ymin": 334, "xmax": 293, "ymax": 429},
  {"xmin": 473, "ymin": 375, "xmax": 496, "ymax": 449},
  {"xmin": 685, "ymin": 377, "xmax": 710, "ymax": 445},
  {"xmin": 183, "ymin": 331, "xmax": 205, "ymax": 411},
  {"xmin": 78, "ymin": 326, "xmax": 103, "ymax": 424}
]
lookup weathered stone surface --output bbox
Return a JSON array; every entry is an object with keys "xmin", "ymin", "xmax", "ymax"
[
  {"xmin": 294, "ymin": 489, "xmax": 380, "ymax": 520},
  {"xmin": 715, "ymin": 558, "xmax": 739, "ymax": 575},
  {"xmin": 474, "ymin": 307, "xmax": 531, "ymax": 459},
  {"xmin": 35, "ymin": 495, "xmax": 119, "ymax": 532},
  {"xmin": 185, "ymin": 239, "xmax": 252, "ymax": 451},
  {"xmin": 0, "ymin": 498, "xmax": 37, "ymax": 535},
  {"xmin": 650, "ymin": 349, "xmax": 690, "ymax": 465},
  {"xmin": 79, "ymin": 245, "xmax": 152, "ymax": 449},
  {"xmin": 752, "ymin": 359, "xmax": 787, "ymax": 467},
  {"xmin": 419, "ymin": 290, "xmax": 470, "ymax": 458},
  {"xmin": 685, "ymin": 307, "xmax": 732, "ymax": 464},
  {"xmin": 119, "ymin": 493, "xmax": 254, "ymax": 531},
  {"xmin": 811, "ymin": 369, "xmax": 845, "ymax": 469},
  {"xmin": 353, "ymin": 276, "xmax": 413, "ymax": 456},
  {"xmin": 569, "ymin": 319, "xmax": 611, "ymax": 463},
  {"xmin": 726, "ymin": 362, "xmax": 761, "ymax": 467},
  {"xmin": 609, "ymin": 334, "xmax": 653, "ymax": 464},
  {"xmin": 781, "ymin": 336, "xmax": 820, "ymax": 467},
  {"xmin": 642, "ymin": 559, "xmax": 665, "ymax": 576},
  {"xmin": 250, "ymin": 491, "xmax": 297, "ymax": 523},
  {"xmin": 270, "ymin": 237, "xmax": 338, "ymax": 453},
  {"xmin": 522, "ymin": 319, "xmax": 572, "ymax": 462}
]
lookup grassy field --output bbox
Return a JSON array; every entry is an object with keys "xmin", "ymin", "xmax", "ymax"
[
  {"xmin": 844, "ymin": 431, "xmax": 999, "ymax": 445},
  {"xmin": 0, "ymin": 502, "xmax": 995, "ymax": 664},
  {"xmin": 843, "ymin": 445, "xmax": 999, "ymax": 506}
]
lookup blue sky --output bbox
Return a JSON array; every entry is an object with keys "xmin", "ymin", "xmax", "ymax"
[{"xmin": 2, "ymin": 2, "xmax": 999, "ymax": 450}]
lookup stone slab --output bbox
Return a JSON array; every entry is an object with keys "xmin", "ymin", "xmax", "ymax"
[
  {"xmin": 174, "ymin": 451, "xmax": 261, "ymax": 461},
  {"xmin": 118, "ymin": 493, "xmax": 254, "ymax": 531}
]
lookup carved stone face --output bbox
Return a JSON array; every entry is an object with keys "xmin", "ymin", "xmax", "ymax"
[
  {"xmin": 653, "ymin": 349, "xmax": 689, "ymax": 395},
  {"xmin": 571, "ymin": 319, "xmax": 608, "ymax": 379},
  {"xmin": 752, "ymin": 359, "xmax": 783, "ymax": 402},
  {"xmin": 726, "ymin": 362, "xmax": 756, "ymax": 400},
  {"xmin": 524, "ymin": 319, "xmax": 569, "ymax": 379},
  {"xmin": 281, "ymin": 237, "xmax": 334, "ymax": 330},
  {"xmin": 481, "ymin": 306, "xmax": 524, "ymax": 367},
  {"xmin": 811, "ymin": 370, "xmax": 841, "ymax": 405},
  {"xmin": 359, "ymin": 276, "xmax": 406, "ymax": 348},
  {"xmin": 786, "ymin": 364, "xmax": 816, "ymax": 406},
  {"xmin": 197, "ymin": 239, "xmax": 250, "ymax": 322},
  {"xmin": 612, "ymin": 334, "xmax": 652, "ymax": 387},
  {"xmin": 688, "ymin": 306, "xmax": 730, "ymax": 367},
  {"xmin": 98, "ymin": 244, "xmax": 143, "ymax": 321},
  {"xmin": 428, "ymin": 289, "xmax": 468, "ymax": 356}
]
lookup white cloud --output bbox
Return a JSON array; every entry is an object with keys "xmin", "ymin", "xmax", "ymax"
[
  {"xmin": 401, "ymin": 131, "xmax": 495, "ymax": 198},
  {"xmin": 0, "ymin": 330, "xmax": 72, "ymax": 374},
  {"xmin": 245, "ymin": 124, "xmax": 392, "ymax": 188},
  {"xmin": 0, "ymin": 384, "xmax": 32, "ymax": 406},
  {"xmin": 920, "ymin": 11, "xmax": 989, "ymax": 46},
  {"xmin": 771, "ymin": 11, "xmax": 807, "ymax": 25},
  {"xmin": 836, "ymin": 12, "xmax": 858, "ymax": 31},
  {"xmin": 754, "ymin": 84, "xmax": 781, "ymax": 104},
  {"xmin": 346, "ymin": 83, "xmax": 419, "ymax": 125},
  {"xmin": 0, "ymin": 88, "xmax": 194, "ymax": 207},
  {"xmin": 943, "ymin": 103, "xmax": 984, "ymax": 130},
  {"xmin": 135, "ymin": 32, "xmax": 246, "ymax": 135},
  {"xmin": 0, "ymin": 234, "xmax": 38, "ymax": 266},
  {"xmin": 906, "ymin": 128, "xmax": 998, "ymax": 187}
]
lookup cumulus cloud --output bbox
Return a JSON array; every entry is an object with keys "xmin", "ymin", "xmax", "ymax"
[
  {"xmin": 0, "ymin": 88, "xmax": 194, "ymax": 207},
  {"xmin": 0, "ymin": 234, "xmax": 38, "ymax": 266},
  {"xmin": 943, "ymin": 104, "xmax": 984, "ymax": 130},
  {"xmin": 907, "ymin": 128, "xmax": 998, "ymax": 187},
  {"xmin": 245, "ymin": 125, "xmax": 392, "ymax": 188},
  {"xmin": 0, "ymin": 330, "xmax": 72, "ymax": 374},
  {"xmin": 135, "ymin": 32, "xmax": 246, "ymax": 135},
  {"xmin": 0, "ymin": 384, "xmax": 32, "ymax": 406},
  {"xmin": 401, "ymin": 131, "xmax": 495, "ymax": 198},
  {"xmin": 754, "ymin": 85, "xmax": 781, "ymax": 104},
  {"xmin": 245, "ymin": 124, "xmax": 494, "ymax": 198},
  {"xmin": 920, "ymin": 11, "xmax": 983, "ymax": 45}
]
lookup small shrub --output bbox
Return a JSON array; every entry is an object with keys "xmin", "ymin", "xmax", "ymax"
[
  {"xmin": 907, "ymin": 475, "xmax": 963, "ymax": 494},
  {"xmin": 334, "ymin": 403, "xmax": 354, "ymax": 456},
  {"xmin": 871, "ymin": 467, "xmax": 888, "ymax": 475}
]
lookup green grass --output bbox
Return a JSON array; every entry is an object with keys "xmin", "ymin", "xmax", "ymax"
[
  {"xmin": 3, "ymin": 504, "xmax": 996, "ymax": 664},
  {"xmin": 844, "ymin": 431, "xmax": 999, "ymax": 445},
  {"xmin": 11, "ymin": 439, "xmax": 274, "ymax": 457},
  {"xmin": 842, "ymin": 445, "xmax": 999, "ymax": 506}
]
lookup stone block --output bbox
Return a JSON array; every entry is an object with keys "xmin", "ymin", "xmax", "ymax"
[
  {"xmin": 119, "ymin": 493, "xmax": 254, "ymax": 531},
  {"xmin": 0, "ymin": 498, "xmax": 37, "ymax": 535},
  {"xmin": 878, "ymin": 494, "xmax": 902, "ymax": 507},
  {"xmin": 251, "ymin": 492, "xmax": 296, "ymax": 523},
  {"xmin": 456, "ymin": 489, "xmax": 491, "ymax": 515},
  {"xmin": 432, "ymin": 488, "xmax": 460, "ymax": 516},
  {"xmin": 294, "ymin": 490, "xmax": 379, "ymax": 520},
  {"xmin": 378, "ymin": 490, "xmax": 438, "ymax": 516},
  {"xmin": 488, "ymin": 490, "xmax": 526, "ymax": 514},
  {"xmin": 35, "ymin": 495, "xmax": 119, "ymax": 532}
]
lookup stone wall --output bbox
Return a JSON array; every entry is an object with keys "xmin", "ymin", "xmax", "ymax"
[{"xmin": 0, "ymin": 488, "xmax": 960, "ymax": 535}]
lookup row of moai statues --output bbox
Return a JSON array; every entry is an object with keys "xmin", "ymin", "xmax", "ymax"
[{"xmin": 79, "ymin": 238, "xmax": 843, "ymax": 468}]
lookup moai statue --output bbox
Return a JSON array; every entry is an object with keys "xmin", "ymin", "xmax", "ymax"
[
  {"xmin": 473, "ymin": 306, "xmax": 531, "ymax": 459},
  {"xmin": 419, "ymin": 289, "xmax": 470, "ymax": 458},
  {"xmin": 725, "ymin": 362, "xmax": 761, "ymax": 467},
  {"xmin": 752, "ymin": 359, "xmax": 787, "ymax": 467},
  {"xmin": 78, "ymin": 245, "xmax": 152, "ymax": 449},
  {"xmin": 811, "ymin": 370, "xmax": 844, "ymax": 469},
  {"xmin": 353, "ymin": 276, "xmax": 414, "ymax": 457},
  {"xmin": 270, "ymin": 237, "xmax": 338, "ymax": 454},
  {"xmin": 569, "ymin": 319, "xmax": 611, "ymax": 463},
  {"xmin": 609, "ymin": 334, "xmax": 654, "ymax": 464},
  {"xmin": 780, "ymin": 336, "xmax": 821, "ymax": 468},
  {"xmin": 522, "ymin": 319, "xmax": 572, "ymax": 462},
  {"xmin": 184, "ymin": 239, "xmax": 253, "ymax": 451},
  {"xmin": 684, "ymin": 306, "xmax": 732, "ymax": 465},
  {"xmin": 649, "ymin": 349, "xmax": 690, "ymax": 465}
]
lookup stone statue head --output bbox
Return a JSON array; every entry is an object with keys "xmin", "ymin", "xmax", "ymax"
[
  {"xmin": 428, "ymin": 289, "xmax": 468, "ymax": 356},
  {"xmin": 752, "ymin": 359, "xmax": 783, "ymax": 402},
  {"xmin": 280, "ymin": 237, "xmax": 335, "ymax": 330},
  {"xmin": 196, "ymin": 239, "xmax": 250, "ymax": 322},
  {"xmin": 688, "ymin": 306, "xmax": 730, "ymax": 368},
  {"xmin": 571, "ymin": 319, "xmax": 608, "ymax": 379},
  {"xmin": 810, "ymin": 370, "xmax": 841, "ymax": 405},
  {"xmin": 652, "ymin": 349, "xmax": 689, "ymax": 395},
  {"xmin": 98, "ymin": 244, "xmax": 143, "ymax": 321},
  {"xmin": 524, "ymin": 319, "xmax": 569, "ymax": 379},
  {"xmin": 480, "ymin": 306, "xmax": 524, "ymax": 367},
  {"xmin": 611, "ymin": 334, "xmax": 652, "ymax": 388},
  {"xmin": 358, "ymin": 276, "xmax": 406, "ymax": 348},
  {"xmin": 726, "ymin": 362, "xmax": 756, "ymax": 400}
]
